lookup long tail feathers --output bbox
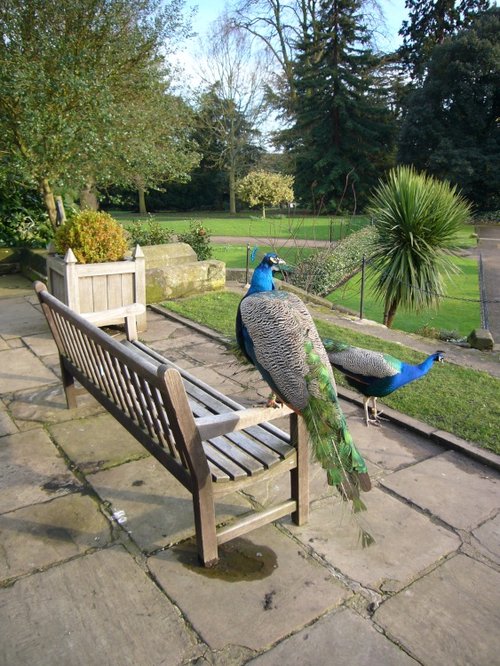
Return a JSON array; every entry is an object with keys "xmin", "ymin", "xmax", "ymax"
[{"xmin": 302, "ymin": 342, "xmax": 372, "ymax": 517}]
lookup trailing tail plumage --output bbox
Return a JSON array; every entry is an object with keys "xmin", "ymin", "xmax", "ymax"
[{"xmin": 301, "ymin": 339, "xmax": 371, "ymax": 512}]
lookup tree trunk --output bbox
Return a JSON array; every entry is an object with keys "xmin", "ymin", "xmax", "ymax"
[
  {"xmin": 137, "ymin": 183, "xmax": 147, "ymax": 215},
  {"xmin": 384, "ymin": 297, "xmax": 399, "ymax": 328},
  {"xmin": 229, "ymin": 168, "xmax": 236, "ymax": 214},
  {"xmin": 80, "ymin": 181, "xmax": 98, "ymax": 210},
  {"xmin": 262, "ymin": 203, "xmax": 266, "ymax": 218},
  {"xmin": 41, "ymin": 178, "xmax": 58, "ymax": 230}
]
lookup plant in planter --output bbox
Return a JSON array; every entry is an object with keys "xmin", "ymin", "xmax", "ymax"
[
  {"xmin": 54, "ymin": 210, "xmax": 130, "ymax": 263},
  {"xmin": 47, "ymin": 210, "xmax": 146, "ymax": 330}
]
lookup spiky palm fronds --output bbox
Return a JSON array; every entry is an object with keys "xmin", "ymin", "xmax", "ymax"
[{"xmin": 367, "ymin": 166, "xmax": 471, "ymax": 327}]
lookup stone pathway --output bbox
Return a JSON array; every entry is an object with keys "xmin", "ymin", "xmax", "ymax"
[{"xmin": 0, "ymin": 279, "xmax": 499, "ymax": 666}]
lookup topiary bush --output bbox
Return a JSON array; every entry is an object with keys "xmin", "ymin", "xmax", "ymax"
[
  {"xmin": 289, "ymin": 227, "xmax": 379, "ymax": 296},
  {"xmin": 177, "ymin": 220, "xmax": 212, "ymax": 260},
  {"xmin": 54, "ymin": 210, "xmax": 129, "ymax": 263}
]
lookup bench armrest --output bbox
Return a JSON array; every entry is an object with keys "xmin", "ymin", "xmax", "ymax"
[
  {"xmin": 81, "ymin": 303, "xmax": 146, "ymax": 340},
  {"xmin": 196, "ymin": 404, "xmax": 293, "ymax": 441}
]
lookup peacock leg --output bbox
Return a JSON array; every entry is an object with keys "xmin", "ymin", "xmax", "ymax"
[
  {"xmin": 367, "ymin": 397, "xmax": 383, "ymax": 426},
  {"xmin": 363, "ymin": 397, "xmax": 370, "ymax": 426},
  {"xmin": 370, "ymin": 397, "xmax": 388, "ymax": 425}
]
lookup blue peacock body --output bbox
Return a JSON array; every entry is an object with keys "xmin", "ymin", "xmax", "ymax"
[
  {"xmin": 324, "ymin": 338, "xmax": 444, "ymax": 425},
  {"xmin": 236, "ymin": 254, "xmax": 371, "ymax": 510}
]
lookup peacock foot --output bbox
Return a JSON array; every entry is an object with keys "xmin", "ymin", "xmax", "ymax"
[
  {"xmin": 367, "ymin": 408, "xmax": 387, "ymax": 426},
  {"xmin": 266, "ymin": 392, "xmax": 283, "ymax": 408}
]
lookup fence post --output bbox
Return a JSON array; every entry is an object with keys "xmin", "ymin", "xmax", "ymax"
[
  {"xmin": 245, "ymin": 243, "xmax": 250, "ymax": 288},
  {"xmin": 478, "ymin": 253, "xmax": 489, "ymax": 330},
  {"xmin": 359, "ymin": 254, "xmax": 366, "ymax": 320}
]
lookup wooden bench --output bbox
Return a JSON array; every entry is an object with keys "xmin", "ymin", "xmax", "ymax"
[{"xmin": 35, "ymin": 282, "xmax": 309, "ymax": 566}]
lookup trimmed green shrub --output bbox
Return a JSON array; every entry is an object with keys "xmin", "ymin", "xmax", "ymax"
[
  {"xmin": 125, "ymin": 217, "xmax": 174, "ymax": 246},
  {"xmin": 177, "ymin": 220, "xmax": 212, "ymax": 260},
  {"xmin": 54, "ymin": 210, "xmax": 129, "ymax": 263},
  {"xmin": 290, "ymin": 227, "xmax": 379, "ymax": 296}
]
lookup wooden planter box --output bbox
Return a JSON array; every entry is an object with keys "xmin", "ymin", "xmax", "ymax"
[{"xmin": 47, "ymin": 245, "xmax": 147, "ymax": 331}]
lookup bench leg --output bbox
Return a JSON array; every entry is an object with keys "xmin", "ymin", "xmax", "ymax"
[
  {"xmin": 290, "ymin": 413, "xmax": 309, "ymax": 526},
  {"xmin": 192, "ymin": 486, "xmax": 219, "ymax": 567},
  {"xmin": 60, "ymin": 359, "xmax": 77, "ymax": 409}
]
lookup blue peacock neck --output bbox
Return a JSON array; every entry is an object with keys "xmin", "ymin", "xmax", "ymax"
[
  {"xmin": 246, "ymin": 263, "xmax": 275, "ymax": 295},
  {"xmin": 413, "ymin": 353, "xmax": 440, "ymax": 379}
]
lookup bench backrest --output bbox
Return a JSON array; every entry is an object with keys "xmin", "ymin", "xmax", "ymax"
[{"xmin": 35, "ymin": 282, "xmax": 198, "ymax": 486}]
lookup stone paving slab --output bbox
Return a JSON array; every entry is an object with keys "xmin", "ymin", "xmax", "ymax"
[
  {"xmin": 148, "ymin": 523, "xmax": 351, "ymax": 651},
  {"xmin": 21, "ymin": 331, "xmax": 58, "ymax": 357},
  {"xmin": 285, "ymin": 488, "xmax": 460, "ymax": 592},
  {"xmin": 346, "ymin": 410, "xmax": 443, "ymax": 472},
  {"xmin": 374, "ymin": 554, "xmax": 500, "ymax": 666},
  {"xmin": 0, "ymin": 402, "xmax": 18, "ymax": 436},
  {"xmin": 248, "ymin": 606, "xmax": 417, "ymax": 665},
  {"xmin": 248, "ymin": 457, "xmax": 337, "ymax": 509},
  {"xmin": 471, "ymin": 513, "xmax": 500, "ymax": 565},
  {"xmin": 0, "ymin": 493, "xmax": 111, "ymax": 582},
  {"xmin": 0, "ymin": 546, "xmax": 195, "ymax": 666},
  {"xmin": 0, "ymin": 347, "xmax": 58, "ymax": 394},
  {"xmin": 380, "ymin": 450, "xmax": 500, "ymax": 530},
  {"xmin": 0, "ymin": 337, "xmax": 8, "ymax": 351},
  {"xmin": 139, "ymin": 315, "xmax": 187, "ymax": 343},
  {"xmin": 183, "ymin": 340, "xmax": 234, "ymax": 366},
  {"xmin": 0, "ymin": 297, "xmax": 47, "ymax": 338},
  {"xmin": 187, "ymin": 364, "xmax": 254, "ymax": 396},
  {"xmin": 48, "ymin": 412, "xmax": 148, "ymax": 472},
  {"xmin": 5, "ymin": 384, "xmax": 103, "ymax": 430},
  {"xmin": 88, "ymin": 456, "xmax": 250, "ymax": 552},
  {"xmin": 0, "ymin": 429, "xmax": 82, "ymax": 514}
]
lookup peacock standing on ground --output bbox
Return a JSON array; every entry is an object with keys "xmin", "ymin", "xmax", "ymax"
[
  {"xmin": 323, "ymin": 338, "xmax": 445, "ymax": 426},
  {"xmin": 236, "ymin": 253, "xmax": 372, "ymax": 511}
]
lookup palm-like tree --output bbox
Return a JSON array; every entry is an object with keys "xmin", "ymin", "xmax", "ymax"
[{"xmin": 367, "ymin": 166, "xmax": 471, "ymax": 328}]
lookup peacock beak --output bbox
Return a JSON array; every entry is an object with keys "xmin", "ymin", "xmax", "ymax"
[{"xmin": 271, "ymin": 256, "xmax": 286, "ymax": 265}]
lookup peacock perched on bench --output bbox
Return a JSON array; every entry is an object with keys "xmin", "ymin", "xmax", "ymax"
[
  {"xmin": 324, "ymin": 338, "xmax": 445, "ymax": 426},
  {"xmin": 236, "ymin": 253, "xmax": 372, "ymax": 511}
]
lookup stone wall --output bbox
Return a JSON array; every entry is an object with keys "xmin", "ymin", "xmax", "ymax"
[{"xmin": 142, "ymin": 243, "xmax": 226, "ymax": 302}]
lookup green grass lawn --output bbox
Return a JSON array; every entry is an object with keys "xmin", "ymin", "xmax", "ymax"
[
  {"xmin": 212, "ymin": 244, "xmax": 314, "ymax": 269},
  {"xmin": 161, "ymin": 290, "xmax": 500, "ymax": 454},
  {"xmin": 111, "ymin": 209, "xmax": 369, "ymax": 242},
  {"xmin": 329, "ymin": 255, "xmax": 481, "ymax": 338},
  {"xmin": 113, "ymin": 209, "xmax": 477, "ymax": 247}
]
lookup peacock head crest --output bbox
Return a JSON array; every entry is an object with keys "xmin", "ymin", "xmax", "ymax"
[{"xmin": 261, "ymin": 252, "xmax": 285, "ymax": 268}]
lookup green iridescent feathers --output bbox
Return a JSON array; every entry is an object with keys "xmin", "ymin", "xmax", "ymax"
[{"xmin": 302, "ymin": 340, "xmax": 370, "ymax": 512}]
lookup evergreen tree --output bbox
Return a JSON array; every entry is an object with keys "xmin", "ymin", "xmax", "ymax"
[
  {"xmin": 398, "ymin": 8, "xmax": 500, "ymax": 210},
  {"xmin": 399, "ymin": 0, "xmax": 490, "ymax": 82},
  {"xmin": 289, "ymin": 0, "xmax": 397, "ymax": 212}
]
